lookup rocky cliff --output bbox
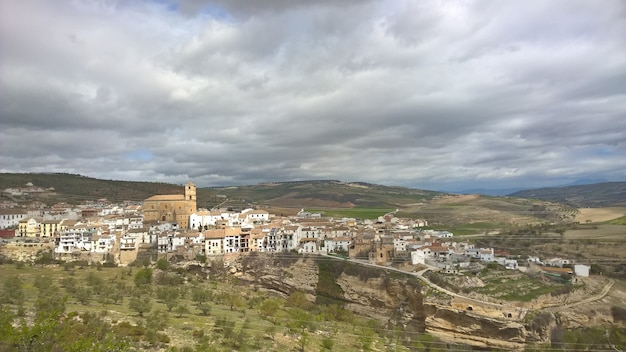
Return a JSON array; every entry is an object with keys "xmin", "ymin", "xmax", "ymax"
[
  {"xmin": 233, "ymin": 254, "xmax": 542, "ymax": 349},
  {"xmin": 425, "ymin": 303, "xmax": 527, "ymax": 350},
  {"xmin": 236, "ymin": 254, "xmax": 425, "ymax": 334}
]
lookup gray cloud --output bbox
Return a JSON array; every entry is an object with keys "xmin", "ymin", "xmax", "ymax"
[{"xmin": 1, "ymin": 0, "xmax": 625, "ymax": 190}]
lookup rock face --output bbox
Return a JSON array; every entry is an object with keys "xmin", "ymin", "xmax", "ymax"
[
  {"xmin": 425, "ymin": 303, "xmax": 527, "ymax": 350},
  {"xmin": 338, "ymin": 272, "xmax": 425, "ymax": 334},
  {"xmin": 237, "ymin": 253, "xmax": 319, "ymax": 298},
  {"xmin": 233, "ymin": 254, "xmax": 615, "ymax": 350},
  {"xmin": 236, "ymin": 254, "xmax": 425, "ymax": 333},
  {"xmin": 0, "ymin": 242, "xmax": 54, "ymax": 262}
]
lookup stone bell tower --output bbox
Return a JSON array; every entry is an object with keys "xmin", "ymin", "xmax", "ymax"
[
  {"xmin": 185, "ymin": 182, "xmax": 197, "ymax": 212},
  {"xmin": 185, "ymin": 182, "xmax": 196, "ymax": 201}
]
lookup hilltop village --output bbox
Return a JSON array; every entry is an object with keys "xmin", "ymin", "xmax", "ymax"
[{"xmin": 0, "ymin": 183, "xmax": 588, "ymax": 277}]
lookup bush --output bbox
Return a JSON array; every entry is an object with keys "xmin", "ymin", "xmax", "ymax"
[
  {"xmin": 156, "ymin": 258, "xmax": 170, "ymax": 271},
  {"xmin": 612, "ymin": 306, "xmax": 626, "ymax": 323},
  {"xmin": 134, "ymin": 268, "xmax": 153, "ymax": 287},
  {"xmin": 155, "ymin": 272, "xmax": 183, "ymax": 286}
]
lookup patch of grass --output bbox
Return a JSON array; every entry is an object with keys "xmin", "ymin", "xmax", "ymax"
[
  {"xmin": 607, "ymin": 216, "xmax": 626, "ymax": 225},
  {"xmin": 307, "ymin": 207, "xmax": 395, "ymax": 220},
  {"xmin": 418, "ymin": 222, "xmax": 501, "ymax": 236},
  {"xmin": 474, "ymin": 274, "xmax": 579, "ymax": 302}
]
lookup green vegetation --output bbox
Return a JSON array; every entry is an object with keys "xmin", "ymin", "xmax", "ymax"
[
  {"xmin": 510, "ymin": 181, "xmax": 626, "ymax": 207},
  {"xmin": 0, "ymin": 259, "xmax": 437, "ymax": 351},
  {"xmin": 419, "ymin": 222, "xmax": 501, "ymax": 236},
  {"xmin": 307, "ymin": 207, "xmax": 395, "ymax": 219},
  {"xmin": 210, "ymin": 180, "xmax": 442, "ymax": 208},
  {"xmin": 607, "ymin": 215, "xmax": 626, "ymax": 225},
  {"xmin": 525, "ymin": 325, "xmax": 626, "ymax": 351},
  {"xmin": 475, "ymin": 275, "xmax": 578, "ymax": 302},
  {"xmin": 0, "ymin": 172, "xmax": 215, "ymax": 205}
]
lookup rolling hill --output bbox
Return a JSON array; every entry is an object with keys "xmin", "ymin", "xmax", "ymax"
[
  {"xmin": 0, "ymin": 173, "xmax": 216, "ymax": 205},
  {"xmin": 208, "ymin": 180, "xmax": 443, "ymax": 208},
  {"xmin": 1, "ymin": 173, "xmax": 582, "ymax": 226},
  {"xmin": 508, "ymin": 182, "xmax": 626, "ymax": 207}
]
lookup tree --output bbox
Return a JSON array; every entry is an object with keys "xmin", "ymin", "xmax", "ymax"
[
  {"xmin": 157, "ymin": 287, "xmax": 179, "ymax": 312},
  {"xmin": 74, "ymin": 286, "xmax": 92, "ymax": 305},
  {"xmin": 287, "ymin": 290, "xmax": 311, "ymax": 310},
  {"xmin": 191, "ymin": 287, "xmax": 212, "ymax": 315},
  {"xmin": 35, "ymin": 295, "xmax": 66, "ymax": 319},
  {"xmin": 33, "ymin": 274, "xmax": 53, "ymax": 293},
  {"xmin": 129, "ymin": 297, "xmax": 152, "ymax": 317},
  {"xmin": 224, "ymin": 292, "xmax": 244, "ymax": 311},
  {"xmin": 146, "ymin": 309, "xmax": 169, "ymax": 332},
  {"xmin": 61, "ymin": 276, "xmax": 77, "ymax": 294},
  {"xmin": 174, "ymin": 304, "xmax": 190, "ymax": 318},
  {"xmin": 260, "ymin": 298, "xmax": 281, "ymax": 317},
  {"xmin": 86, "ymin": 271, "xmax": 104, "ymax": 290},
  {"xmin": 134, "ymin": 268, "xmax": 153, "ymax": 287},
  {"xmin": 0, "ymin": 307, "xmax": 130, "ymax": 352},
  {"xmin": 156, "ymin": 258, "xmax": 170, "ymax": 271}
]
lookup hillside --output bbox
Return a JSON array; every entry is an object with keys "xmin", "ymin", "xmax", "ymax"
[
  {"xmin": 509, "ymin": 182, "xmax": 626, "ymax": 207},
  {"xmin": 208, "ymin": 180, "xmax": 443, "ymax": 209},
  {"xmin": 0, "ymin": 173, "xmax": 216, "ymax": 206},
  {"xmin": 1, "ymin": 173, "xmax": 580, "ymax": 226}
]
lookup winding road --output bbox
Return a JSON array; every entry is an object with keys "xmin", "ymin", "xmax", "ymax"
[{"xmin": 331, "ymin": 254, "xmax": 617, "ymax": 318}]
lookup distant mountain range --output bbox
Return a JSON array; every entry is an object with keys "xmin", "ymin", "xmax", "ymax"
[
  {"xmin": 508, "ymin": 182, "xmax": 626, "ymax": 207},
  {"xmin": 450, "ymin": 179, "xmax": 612, "ymax": 197}
]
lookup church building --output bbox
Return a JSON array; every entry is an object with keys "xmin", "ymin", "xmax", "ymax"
[{"xmin": 143, "ymin": 182, "xmax": 197, "ymax": 229}]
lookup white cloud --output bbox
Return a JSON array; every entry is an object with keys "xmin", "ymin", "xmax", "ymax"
[{"xmin": 1, "ymin": 0, "xmax": 624, "ymax": 190}]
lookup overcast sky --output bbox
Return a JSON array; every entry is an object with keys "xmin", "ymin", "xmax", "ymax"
[{"xmin": 1, "ymin": 0, "xmax": 625, "ymax": 191}]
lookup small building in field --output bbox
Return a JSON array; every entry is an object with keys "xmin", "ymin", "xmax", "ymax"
[{"xmin": 574, "ymin": 264, "xmax": 590, "ymax": 277}]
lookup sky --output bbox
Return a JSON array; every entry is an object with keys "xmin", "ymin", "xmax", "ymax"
[{"xmin": 1, "ymin": 0, "xmax": 625, "ymax": 192}]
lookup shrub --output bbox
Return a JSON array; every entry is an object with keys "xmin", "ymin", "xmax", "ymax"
[
  {"xmin": 134, "ymin": 268, "xmax": 153, "ymax": 287},
  {"xmin": 612, "ymin": 306, "xmax": 626, "ymax": 323}
]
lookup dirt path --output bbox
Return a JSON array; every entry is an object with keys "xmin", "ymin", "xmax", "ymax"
[
  {"xmin": 338, "ymin": 255, "xmax": 618, "ymax": 321},
  {"xmin": 545, "ymin": 278, "xmax": 615, "ymax": 312}
]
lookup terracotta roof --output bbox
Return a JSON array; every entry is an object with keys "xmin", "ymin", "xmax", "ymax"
[
  {"xmin": 541, "ymin": 266, "xmax": 573, "ymax": 274},
  {"xmin": 145, "ymin": 194, "xmax": 185, "ymax": 201},
  {"xmin": 204, "ymin": 229, "xmax": 225, "ymax": 239},
  {"xmin": 0, "ymin": 209, "xmax": 27, "ymax": 215}
]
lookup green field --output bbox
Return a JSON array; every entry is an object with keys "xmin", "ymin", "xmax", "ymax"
[
  {"xmin": 607, "ymin": 216, "xmax": 626, "ymax": 225},
  {"xmin": 306, "ymin": 207, "xmax": 395, "ymax": 220},
  {"xmin": 417, "ymin": 222, "xmax": 501, "ymax": 236}
]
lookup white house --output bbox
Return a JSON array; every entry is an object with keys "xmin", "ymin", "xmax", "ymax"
[
  {"xmin": 574, "ymin": 264, "xmax": 590, "ymax": 277},
  {"xmin": 495, "ymin": 257, "xmax": 519, "ymax": 270},
  {"xmin": 299, "ymin": 238, "xmax": 318, "ymax": 253},
  {"xmin": 323, "ymin": 237, "xmax": 351, "ymax": 254},
  {"xmin": 479, "ymin": 248, "xmax": 494, "ymax": 262},
  {"xmin": 93, "ymin": 234, "xmax": 116, "ymax": 253},
  {"xmin": 546, "ymin": 258, "xmax": 571, "ymax": 268},
  {"xmin": 0, "ymin": 209, "xmax": 27, "ymax": 229},
  {"xmin": 435, "ymin": 231, "xmax": 454, "ymax": 239},
  {"xmin": 411, "ymin": 249, "xmax": 428, "ymax": 265},
  {"xmin": 55, "ymin": 232, "xmax": 93, "ymax": 253},
  {"xmin": 204, "ymin": 230, "xmax": 225, "ymax": 256},
  {"xmin": 242, "ymin": 209, "xmax": 270, "ymax": 223}
]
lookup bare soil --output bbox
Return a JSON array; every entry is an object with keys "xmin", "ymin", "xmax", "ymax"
[{"xmin": 575, "ymin": 207, "xmax": 626, "ymax": 223}]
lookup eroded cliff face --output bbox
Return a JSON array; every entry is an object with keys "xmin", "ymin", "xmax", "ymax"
[
  {"xmin": 425, "ymin": 303, "xmax": 527, "ymax": 350},
  {"xmin": 232, "ymin": 254, "xmax": 556, "ymax": 350},
  {"xmin": 235, "ymin": 254, "xmax": 425, "ymax": 332},
  {"xmin": 338, "ymin": 273, "xmax": 425, "ymax": 334}
]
